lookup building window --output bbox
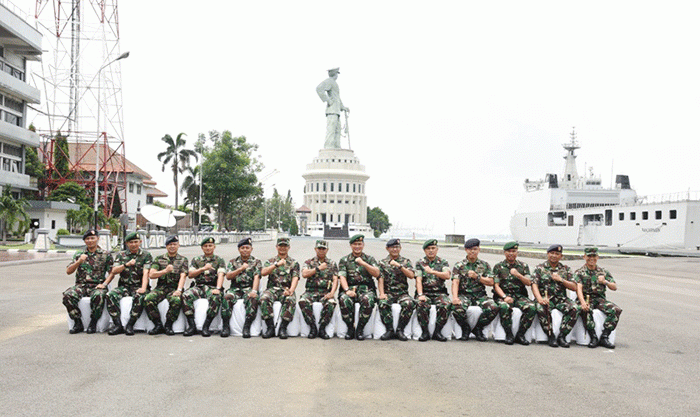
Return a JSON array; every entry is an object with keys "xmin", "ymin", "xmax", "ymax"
[
  {"xmin": 51, "ymin": 220, "xmax": 56, "ymax": 229},
  {"xmin": 670, "ymin": 210, "xmax": 677, "ymax": 219},
  {"xmin": 346, "ymin": 183, "xmax": 349, "ymax": 192},
  {"xmin": 619, "ymin": 212, "xmax": 624, "ymax": 221},
  {"xmin": 137, "ymin": 184, "xmax": 142, "ymax": 194},
  {"xmin": 330, "ymin": 183, "xmax": 334, "ymax": 192},
  {"xmin": 323, "ymin": 183, "xmax": 326, "ymax": 192},
  {"xmin": 630, "ymin": 212, "xmax": 636, "ymax": 220},
  {"xmin": 655, "ymin": 210, "xmax": 662, "ymax": 220},
  {"xmin": 642, "ymin": 211, "xmax": 648, "ymax": 220},
  {"xmin": 316, "ymin": 183, "xmax": 319, "ymax": 192},
  {"xmin": 353, "ymin": 184, "xmax": 356, "ymax": 193},
  {"xmin": 129, "ymin": 183, "xmax": 134, "ymax": 193}
]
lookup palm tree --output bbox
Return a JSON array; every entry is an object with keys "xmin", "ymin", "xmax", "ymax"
[
  {"xmin": 0, "ymin": 185, "xmax": 31, "ymax": 244},
  {"xmin": 157, "ymin": 133, "xmax": 198, "ymax": 209}
]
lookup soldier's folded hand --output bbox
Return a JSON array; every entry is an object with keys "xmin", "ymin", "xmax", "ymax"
[
  {"xmin": 418, "ymin": 295, "xmax": 427, "ymax": 302},
  {"xmin": 467, "ymin": 270, "xmax": 478, "ymax": 279},
  {"xmin": 552, "ymin": 273, "xmax": 562, "ymax": 282},
  {"xmin": 249, "ymin": 291, "xmax": 258, "ymax": 298},
  {"xmin": 504, "ymin": 296, "xmax": 513, "ymax": 304},
  {"xmin": 379, "ymin": 293, "xmax": 387, "ymax": 300},
  {"xmin": 241, "ymin": 263, "xmax": 248, "ymax": 270},
  {"xmin": 136, "ymin": 288, "xmax": 146, "ymax": 294},
  {"xmin": 451, "ymin": 297, "xmax": 461, "ymax": 305},
  {"xmin": 345, "ymin": 289, "xmax": 356, "ymax": 297},
  {"xmin": 165, "ymin": 265, "xmax": 174, "ymax": 273},
  {"xmin": 597, "ymin": 275, "xmax": 606, "ymax": 284},
  {"xmin": 204, "ymin": 263, "xmax": 212, "ymax": 271},
  {"xmin": 79, "ymin": 254, "xmax": 88, "ymax": 263},
  {"xmin": 96, "ymin": 283, "xmax": 106, "ymax": 289},
  {"xmin": 126, "ymin": 259, "xmax": 136, "ymax": 267},
  {"xmin": 276, "ymin": 259, "xmax": 286, "ymax": 267},
  {"xmin": 319, "ymin": 262, "xmax": 328, "ymax": 271}
]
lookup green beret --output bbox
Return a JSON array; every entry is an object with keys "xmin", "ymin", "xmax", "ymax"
[
  {"xmin": 584, "ymin": 247, "xmax": 599, "ymax": 256},
  {"xmin": 422, "ymin": 239, "xmax": 438, "ymax": 250},
  {"xmin": 200, "ymin": 236, "xmax": 215, "ymax": 246},
  {"xmin": 124, "ymin": 232, "xmax": 139, "ymax": 242},
  {"xmin": 349, "ymin": 234, "xmax": 364, "ymax": 244},
  {"xmin": 277, "ymin": 237, "xmax": 290, "ymax": 246},
  {"xmin": 315, "ymin": 240, "xmax": 328, "ymax": 249},
  {"xmin": 503, "ymin": 241, "xmax": 518, "ymax": 251},
  {"xmin": 464, "ymin": 238, "xmax": 480, "ymax": 249}
]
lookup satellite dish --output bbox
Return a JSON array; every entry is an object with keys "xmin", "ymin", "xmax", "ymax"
[{"xmin": 139, "ymin": 204, "xmax": 186, "ymax": 227}]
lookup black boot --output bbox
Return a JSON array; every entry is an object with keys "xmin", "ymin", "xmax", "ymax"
[
  {"xmin": 395, "ymin": 317, "xmax": 410, "ymax": 341},
  {"xmin": 380, "ymin": 318, "xmax": 395, "ymax": 340},
  {"xmin": 472, "ymin": 324, "xmax": 487, "ymax": 342},
  {"xmin": 242, "ymin": 317, "xmax": 253, "ymax": 338},
  {"xmin": 183, "ymin": 316, "xmax": 197, "ymax": 337},
  {"xmin": 69, "ymin": 318, "xmax": 84, "ymax": 334},
  {"xmin": 278, "ymin": 320, "xmax": 289, "ymax": 339},
  {"xmin": 557, "ymin": 333, "xmax": 570, "ymax": 348},
  {"xmin": 108, "ymin": 317, "xmax": 124, "ymax": 336},
  {"xmin": 201, "ymin": 317, "xmax": 213, "ymax": 337},
  {"xmin": 547, "ymin": 334, "xmax": 559, "ymax": 347},
  {"xmin": 457, "ymin": 318, "xmax": 471, "ymax": 341},
  {"xmin": 221, "ymin": 320, "xmax": 231, "ymax": 338},
  {"xmin": 344, "ymin": 321, "xmax": 355, "ymax": 340},
  {"xmin": 149, "ymin": 322, "xmax": 165, "ymax": 335},
  {"xmin": 419, "ymin": 324, "xmax": 430, "ymax": 342},
  {"xmin": 356, "ymin": 317, "xmax": 369, "ymax": 341},
  {"xmin": 599, "ymin": 329, "xmax": 615, "ymax": 349},
  {"xmin": 124, "ymin": 317, "xmax": 137, "ymax": 336},
  {"xmin": 504, "ymin": 325, "xmax": 515, "ymax": 345},
  {"xmin": 164, "ymin": 319, "xmax": 175, "ymax": 336},
  {"xmin": 86, "ymin": 317, "xmax": 98, "ymax": 334},
  {"xmin": 432, "ymin": 323, "xmax": 447, "ymax": 342},
  {"xmin": 587, "ymin": 328, "xmax": 598, "ymax": 348},
  {"xmin": 307, "ymin": 321, "xmax": 318, "ymax": 339},
  {"xmin": 514, "ymin": 327, "xmax": 530, "ymax": 345},
  {"xmin": 262, "ymin": 318, "xmax": 275, "ymax": 339},
  {"xmin": 318, "ymin": 320, "xmax": 331, "ymax": 340}
]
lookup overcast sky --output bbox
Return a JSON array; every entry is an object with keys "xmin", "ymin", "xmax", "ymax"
[{"xmin": 25, "ymin": 1, "xmax": 700, "ymax": 237}]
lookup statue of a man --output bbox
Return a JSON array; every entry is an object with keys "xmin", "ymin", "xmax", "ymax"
[{"xmin": 316, "ymin": 67, "xmax": 349, "ymax": 149}]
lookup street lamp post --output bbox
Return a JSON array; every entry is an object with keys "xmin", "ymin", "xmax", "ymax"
[{"xmin": 94, "ymin": 51, "xmax": 129, "ymax": 229}]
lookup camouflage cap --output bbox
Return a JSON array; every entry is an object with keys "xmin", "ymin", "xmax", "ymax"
[
  {"xmin": 200, "ymin": 236, "xmax": 215, "ymax": 246},
  {"xmin": 327, "ymin": 67, "xmax": 340, "ymax": 74},
  {"xmin": 584, "ymin": 247, "xmax": 599, "ymax": 256},
  {"xmin": 547, "ymin": 244, "xmax": 563, "ymax": 253},
  {"xmin": 276, "ymin": 237, "xmax": 290, "ymax": 246},
  {"xmin": 464, "ymin": 238, "xmax": 480, "ymax": 249},
  {"xmin": 124, "ymin": 231, "xmax": 139, "ymax": 242},
  {"xmin": 349, "ymin": 234, "xmax": 364, "ymax": 244},
  {"xmin": 422, "ymin": 239, "xmax": 438, "ymax": 250},
  {"xmin": 238, "ymin": 237, "xmax": 253, "ymax": 248},
  {"xmin": 386, "ymin": 238, "xmax": 401, "ymax": 247},
  {"xmin": 165, "ymin": 235, "xmax": 179, "ymax": 245},
  {"xmin": 82, "ymin": 229, "xmax": 97, "ymax": 240},
  {"xmin": 503, "ymin": 241, "xmax": 518, "ymax": 251},
  {"xmin": 315, "ymin": 239, "xmax": 328, "ymax": 249}
]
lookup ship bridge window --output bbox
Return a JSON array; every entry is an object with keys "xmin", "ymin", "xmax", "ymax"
[
  {"xmin": 583, "ymin": 214, "xmax": 603, "ymax": 226},
  {"xmin": 670, "ymin": 210, "xmax": 677, "ymax": 219},
  {"xmin": 568, "ymin": 215, "xmax": 573, "ymax": 226},
  {"xmin": 655, "ymin": 210, "xmax": 662, "ymax": 220},
  {"xmin": 605, "ymin": 209, "xmax": 612, "ymax": 226},
  {"xmin": 630, "ymin": 212, "xmax": 636, "ymax": 220},
  {"xmin": 619, "ymin": 213, "xmax": 625, "ymax": 221},
  {"xmin": 642, "ymin": 211, "xmax": 649, "ymax": 220}
]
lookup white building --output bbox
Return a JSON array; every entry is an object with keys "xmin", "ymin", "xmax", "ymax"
[{"xmin": 0, "ymin": 2, "xmax": 42, "ymax": 197}]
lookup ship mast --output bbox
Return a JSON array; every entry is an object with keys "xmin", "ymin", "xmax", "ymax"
[{"xmin": 561, "ymin": 127, "xmax": 580, "ymax": 189}]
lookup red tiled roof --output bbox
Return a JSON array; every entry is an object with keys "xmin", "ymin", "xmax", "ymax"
[
  {"xmin": 66, "ymin": 143, "xmax": 152, "ymax": 180},
  {"xmin": 296, "ymin": 205, "xmax": 311, "ymax": 213}
]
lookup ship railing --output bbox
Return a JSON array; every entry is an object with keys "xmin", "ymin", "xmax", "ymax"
[{"xmin": 635, "ymin": 191, "xmax": 700, "ymax": 205}]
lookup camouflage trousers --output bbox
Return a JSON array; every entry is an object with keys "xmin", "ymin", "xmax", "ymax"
[
  {"xmin": 416, "ymin": 292, "xmax": 451, "ymax": 329},
  {"xmin": 62, "ymin": 284, "xmax": 108, "ymax": 321},
  {"xmin": 495, "ymin": 295, "xmax": 537, "ymax": 331},
  {"xmin": 221, "ymin": 287, "xmax": 259, "ymax": 322},
  {"xmin": 535, "ymin": 297, "xmax": 580, "ymax": 337},
  {"xmin": 338, "ymin": 286, "xmax": 376, "ymax": 327},
  {"xmin": 452, "ymin": 295, "xmax": 499, "ymax": 329},
  {"xmin": 143, "ymin": 287, "xmax": 183, "ymax": 324},
  {"xmin": 260, "ymin": 287, "xmax": 296, "ymax": 322},
  {"xmin": 377, "ymin": 292, "xmax": 415, "ymax": 328},
  {"xmin": 182, "ymin": 285, "xmax": 221, "ymax": 319},
  {"xmin": 106, "ymin": 286, "xmax": 148, "ymax": 321},
  {"xmin": 298, "ymin": 290, "xmax": 337, "ymax": 327},
  {"xmin": 579, "ymin": 297, "xmax": 622, "ymax": 332}
]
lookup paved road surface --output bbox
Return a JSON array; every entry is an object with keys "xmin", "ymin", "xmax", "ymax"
[{"xmin": 0, "ymin": 237, "xmax": 698, "ymax": 416}]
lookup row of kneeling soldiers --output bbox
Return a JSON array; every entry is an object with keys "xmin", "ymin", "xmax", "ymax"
[{"xmin": 63, "ymin": 231, "xmax": 621, "ymax": 348}]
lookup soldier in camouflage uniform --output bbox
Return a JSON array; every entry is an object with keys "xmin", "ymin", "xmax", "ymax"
[
  {"xmin": 573, "ymin": 247, "xmax": 621, "ymax": 349},
  {"xmin": 377, "ymin": 238, "xmax": 415, "ymax": 341},
  {"xmin": 104, "ymin": 232, "xmax": 153, "ymax": 335},
  {"xmin": 260, "ymin": 237, "xmax": 300, "ymax": 339},
  {"xmin": 299, "ymin": 240, "xmax": 338, "ymax": 339},
  {"xmin": 415, "ymin": 239, "xmax": 451, "ymax": 342},
  {"xmin": 182, "ymin": 237, "xmax": 225, "ymax": 337},
  {"xmin": 63, "ymin": 229, "xmax": 114, "ymax": 334},
  {"xmin": 451, "ymin": 238, "xmax": 499, "ymax": 342},
  {"xmin": 532, "ymin": 244, "xmax": 580, "ymax": 348},
  {"xmin": 337, "ymin": 234, "xmax": 380, "ymax": 340},
  {"xmin": 492, "ymin": 241, "xmax": 536, "ymax": 345},
  {"xmin": 144, "ymin": 236, "xmax": 188, "ymax": 336},
  {"xmin": 221, "ymin": 237, "xmax": 262, "ymax": 338}
]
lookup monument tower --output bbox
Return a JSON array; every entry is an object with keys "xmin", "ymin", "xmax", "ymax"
[{"xmin": 301, "ymin": 68, "xmax": 372, "ymax": 238}]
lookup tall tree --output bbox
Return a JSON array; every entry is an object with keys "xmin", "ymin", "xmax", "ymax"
[
  {"xmin": 157, "ymin": 133, "xmax": 198, "ymax": 210},
  {"xmin": 53, "ymin": 132, "xmax": 70, "ymax": 179},
  {"xmin": 367, "ymin": 206, "xmax": 392, "ymax": 238},
  {"xmin": 0, "ymin": 186, "xmax": 31, "ymax": 243}
]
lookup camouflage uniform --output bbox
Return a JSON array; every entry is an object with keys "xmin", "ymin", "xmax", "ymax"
[
  {"xmin": 414, "ymin": 256, "xmax": 451, "ymax": 331},
  {"xmin": 492, "ymin": 259, "xmax": 537, "ymax": 332},
  {"xmin": 144, "ymin": 253, "xmax": 188, "ymax": 324},
  {"xmin": 377, "ymin": 255, "xmax": 416, "ymax": 328},
  {"xmin": 260, "ymin": 256, "xmax": 300, "ymax": 323},
  {"xmin": 337, "ymin": 252, "xmax": 379, "ymax": 328},
  {"xmin": 63, "ymin": 248, "xmax": 113, "ymax": 321},
  {"xmin": 573, "ymin": 265, "xmax": 622, "ymax": 332},
  {"xmin": 451, "ymin": 258, "xmax": 499, "ymax": 330},
  {"xmin": 105, "ymin": 249, "xmax": 153, "ymax": 322},
  {"xmin": 532, "ymin": 261, "xmax": 580, "ymax": 337},
  {"xmin": 299, "ymin": 257, "xmax": 338, "ymax": 328},
  {"xmin": 182, "ymin": 254, "xmax": 226, "ymax": 320},
  {"xmin": 221, "ymin": 255, "xmax": 262, "ymax": 324}
]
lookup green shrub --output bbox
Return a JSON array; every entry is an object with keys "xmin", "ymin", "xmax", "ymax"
[{"xmin": 56, "ymin": 229, "xmax": 70, "ymax": 236}]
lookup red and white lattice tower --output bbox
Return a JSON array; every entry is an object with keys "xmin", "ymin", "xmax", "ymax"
[{"xmin": 31, "ymin": 0, "xmax": 127, "ymax": 218}]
